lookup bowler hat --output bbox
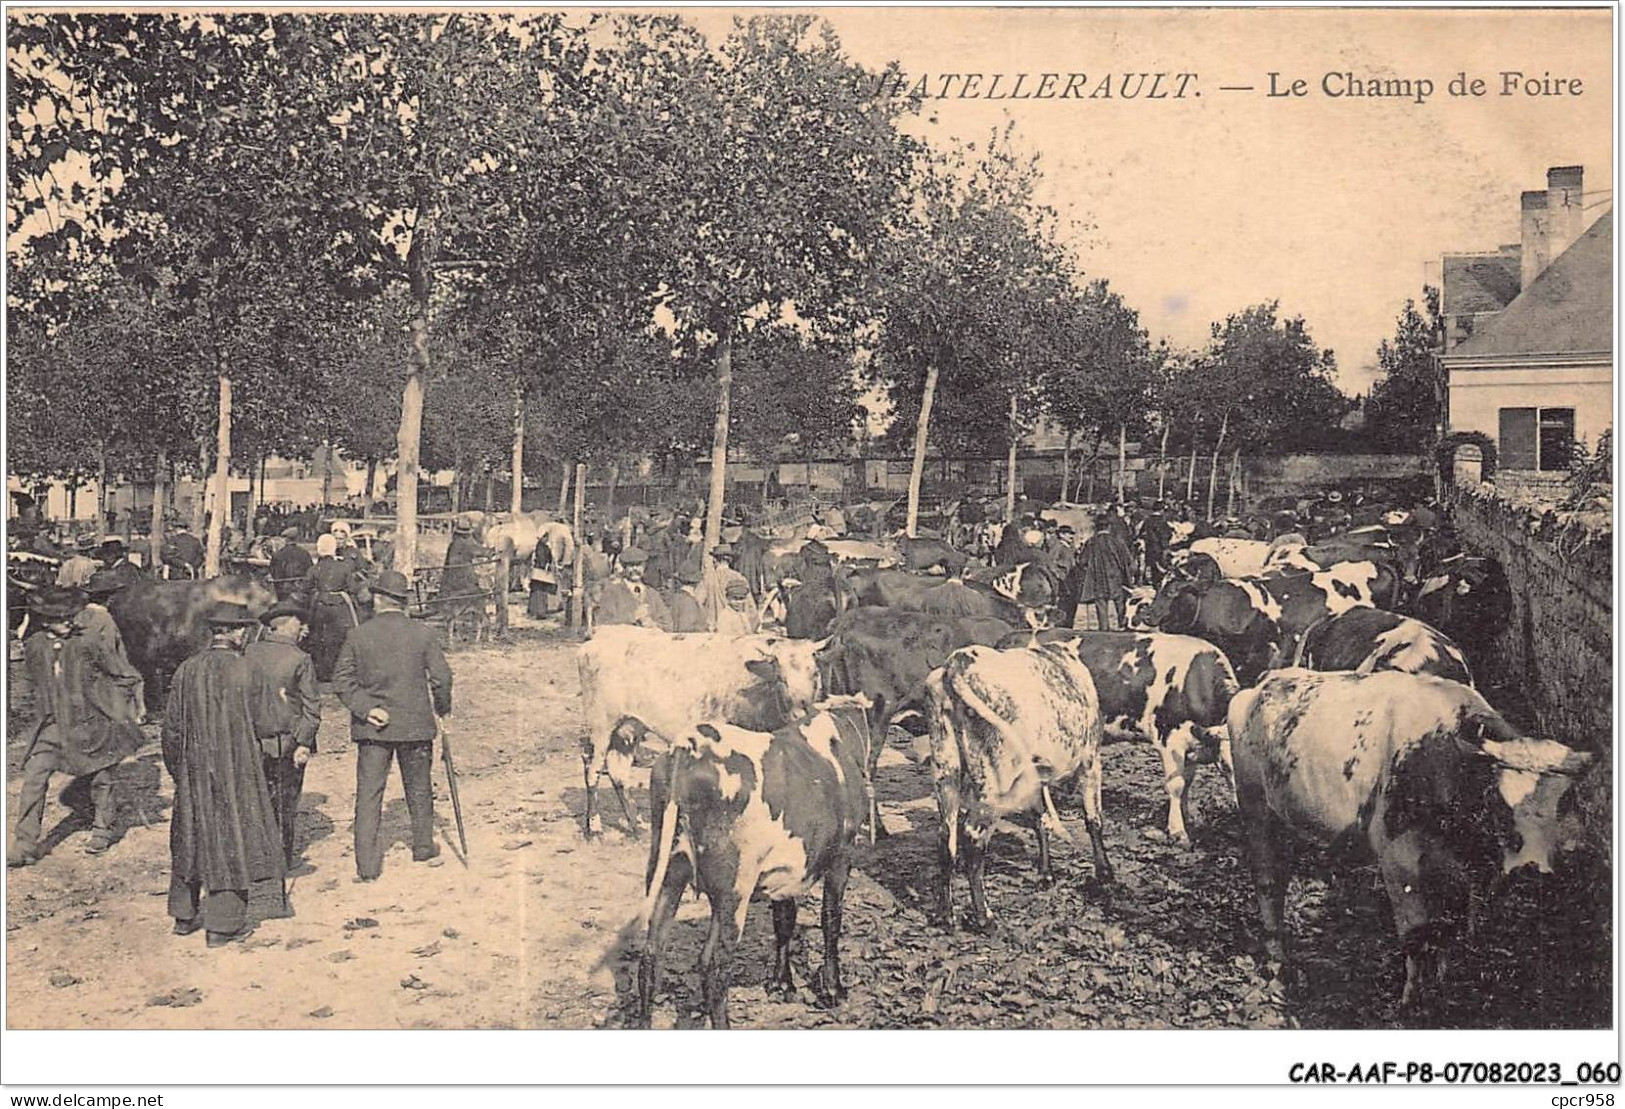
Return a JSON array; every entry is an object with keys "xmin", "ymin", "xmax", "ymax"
[
  {"xmin": 677, "ymin": 562, "xmax": 704, "ymax": 585},
  {"xmin": 31, "ymin": 586, "xmax": 83, "ymax": 622},
  {"xmin": 281, "ymin": 526, "xmax": 301, "ymax": 540},
  {"xmin": 724, "ymin": 579, "xmax": 751, "ymax": 601},
  {"xmin": 76, "ymin": 534, "xmax": 100, "ymax": 552},
  {"xmin": 205, "ymin": 601, "xmax": 259, "ymax": 627},
  {"xmin": 373, "ymin": 569, "xmax": 412, "ymax": 601},
  {"xmin": 84, "ymin": 570, "xmax": 126, "ymax": 596},
  {"xmin": 620, "ymin": 547, "xmax": 648, "ymax": 566},
  {"xmin": 259, "ymin": 600, "xmax": 312, "ymax": 626},
  {"xmin": 99, "ymin": 537, "xmax": 126, "ymax": 553},
  {"xmin": 712, "ymin": 543, "xmax": 734, "ymax": 559},
  {"xmin": 453, "ymin": 520, "xmax": 473, "ymax": 535}
]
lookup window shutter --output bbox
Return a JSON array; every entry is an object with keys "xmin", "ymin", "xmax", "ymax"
[
  {"xmin": 1538, "ymin": 408, "xmax": 1576, "ymax": 472},
  {"xmin": 1499, "ymin": 407, "xmax": 1537, "ymax": 470}
]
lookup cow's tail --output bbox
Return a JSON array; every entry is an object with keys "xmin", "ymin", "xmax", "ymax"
[
  {"xmin": 1040, "ymin": 785, "xmax": 1078, "ymax": 845},
  {"xmin": 638, "ymin": 750, "xmax": 684, "ymax": 934}
]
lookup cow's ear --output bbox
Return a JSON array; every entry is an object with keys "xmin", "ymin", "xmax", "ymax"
[{"xmin": 744, "ymin": 657, "xmax": 781, "ymax": 683}]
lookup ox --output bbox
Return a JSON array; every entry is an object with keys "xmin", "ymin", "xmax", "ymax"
[
  {"xmin": 1294, "ymin": 608, "xmax": 1473, "ymax": 687},
  {"xmin": 923, "ymin": 643, "xmax": 1111, "ymax": 930},
  {"xmin": 1229, "ymin": 669, "xmax": 1593, "ymax": 1007},
  {"xmin": 576, "ymin": 627, "xmax": 825, "ymax": 838},
  {"xmin": 634, "ymin": 696, "xmax": 874, "ymax": 1028},
  {"xmin": 998, "ymin": 629, "xmax": 1239, "ymax": 845},
  {"xmin": 109, "ymin": 575, "xmax": 277, "ymax": 705}
]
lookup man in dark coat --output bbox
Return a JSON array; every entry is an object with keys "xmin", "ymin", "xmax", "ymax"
[
  {"xmin": 1065, "ymin": 513, "xmax": 1136, "ymax": 630},
  {"xmin": 438, "ymin": 519, "xmax": 484, "ymax": 603},
  {"xmin": 666, "ymin": 561, "xmax": 710, "ymax": 633},
  {"xmin": 99, "ymin": 538, "xmax": 145, "ymax": 589},
  {"xmin": 160, "ymin": 525, "xmax": 205, "ymax": 580},
  {"xmin": 162, "ymin": 601, "xmax": 285, "ymax": 946},
  {"xmin": 268, "ymin": 528, "xmax": 314, "ymax": 601},
  {"xmin": 594, "ymin": 547, "xmax": 672, "ymax": 631},
  {"xmin": 7, "ymin": 588, "xmax": 145, "ymax": 866},
  {"xmin": 333, "ymin": 570, "xmax": 453, "ymax": 881},
  {"xmin": 245, "ymin": 601, "xmax": 321, "ymax": 868}
]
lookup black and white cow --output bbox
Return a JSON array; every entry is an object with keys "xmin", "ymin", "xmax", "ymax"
[
  {"xmin": 1294, "ymin": 607, "xmax": 1473, "ymax": 687},
  {"xmin": 1229, "ymin": 669, "xmax": 1593, "ymax": 1007},
  {"xmin": 923, "ymin": 643, "xmax": 1111, "ymax": 930},
  {"xmin": 576, "ymin": 627, "xmax": 826, "ymax": 838},
  {"xmin": 634, "ymin": 696, "xmax": 874, "ymax": 1029},
  {"xmin": 997, "ymin": 629, "xmax": 1239, "ymax": 845}
]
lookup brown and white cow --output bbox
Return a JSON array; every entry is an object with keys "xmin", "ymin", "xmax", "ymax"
[
  {"xmin": 1294, "ymin": 608, "xmax": 1473, "ymax": 687},
  {"xmin": 576, "ymin": 627, "xmax": 825, "ymax": 838},
  {"xmin": 998, "ymin": 629, "xmax": 1240, "ymax": 846},
  {"xmin": 923, "ymin": 643, "xmax": 1111, "ymax": 930},
  {"xmin": 634, "ymin": 696, "xmax": 874, "ymax": 1029},
  {"xmin": 1229, "ymin": 669, "xmax": 1593, "ymax": 1007}
]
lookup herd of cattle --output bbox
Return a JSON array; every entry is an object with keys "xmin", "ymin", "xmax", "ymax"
[{"xmin": 577, "ymin": 504, "xmax": 1596, "ymax": 1027}]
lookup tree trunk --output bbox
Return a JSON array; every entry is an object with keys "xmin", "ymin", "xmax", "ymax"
[
  {"xmin": 704, "ymin": 321, "xmax": 735, "ymax": 554},
  {"xmin": 510, "ymin": 390, "xmax": 526, "ymax": 517},
  {"xmin": 204, "ymin": 372, "xmax": 231, "ymax": 579},
  {"xmin": 557, "ymin": 462, "xmax": 570, "ymax": 517},
  {"xmin": 393, "ymin": 214, "xmax": 435, "ymax": 575},
  {"xmin": 319, "ymin": 439, "xmax": 335, "ymax": 509},
  {"xmin": 905, "ymin": 364, "xmax": 939, "ymax": 538},
  {"xmin": 606, "ymin": 461, "xmax": 619, "ymax": 523},
  {"xmin": 484, "ymin": 472, "xmax": 495, "ymax": 512},
  {"xmin": 1004, "ymin": 391, "xmax": 1020, "ymax": 523},
  {"xmin": 94, "ymin": 442, "xmax": 107, "ymax": 529},
  {"xmin": 192, "ymin": 440, "xmax": 209, "ymax": 538},
  {"xmin": 1206, "ymin": 411, "xmax": 1230, "ymax": 521},
  {"xmin": 1227, "ymin": 448, "xmax": 1243, "ymax": 518},
  {"xmin": 364, "ymin": 459, "xmax": 378, "ymax": 518},
  {"xmin": 1157, "ymin": 423, "xmax": 1170, "ymax": 501},
  {"xmin": 570, "ymin": 462, "xmax": 586, "ymax": 632},
  {"xmin": 1185, "ymin": 441, "xmax": 1199, "ymax": 505},
  {"xmin": 1061, "ymin": 430, "xmax": 1073, "ymax": 505},
  {"xmin": 67, "ymin": 480, "xmax": 78, "ymax": 520},
  {"xmin": 802, "ymin": 434, "xmax": 815, "ymax": 500},
  {"xmin": 1116, "ymin": 422, "xmax": 1128, "ymax": 503},
  {"xmin": 149, "ymin": 447, "xmax": 168, "ymax": 574}
]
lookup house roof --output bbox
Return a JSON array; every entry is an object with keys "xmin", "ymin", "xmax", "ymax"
[
  {"xmin": 1442, "ymin": 249, "xmax": 1521, "ymax": 317},
  {"xmin": 1447, "ymin": 211, "xmax": 1613, "ymax": 359}
]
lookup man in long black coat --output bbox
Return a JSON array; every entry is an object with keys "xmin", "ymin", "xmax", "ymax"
[
  {"xmin": 162, "ymin": 602, "xmax": 285, "ymax": 947},
  {"xmin": 245, "ymin": 601, "xmax": 321, "ymax": 868},
  {"xmin": 268, "ymin": 528, "xmax": 314, "ymax": 601}
]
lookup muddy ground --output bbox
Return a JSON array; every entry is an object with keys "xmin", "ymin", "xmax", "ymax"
[{"xmin": 4, "ymin": 618, "xmax": 1610, "ymax": 1030}]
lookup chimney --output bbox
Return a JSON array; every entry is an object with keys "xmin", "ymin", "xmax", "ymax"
[
  {"xmin": 1546, "ymin": 165, "xmax": 1585, "ymax": 262},
  {"xmin": 1520, "ymin": 189, "xmax": 1551, "ymax": 290}
]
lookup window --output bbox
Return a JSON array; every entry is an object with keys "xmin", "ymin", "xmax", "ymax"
[{"xmin": 1498, "ymin": 406, "xmax": 1575, "ymax": 471}]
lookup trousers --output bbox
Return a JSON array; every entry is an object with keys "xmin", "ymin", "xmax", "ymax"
[
  {"xmin": 13, "ymin": 757, "xmax": 114, "ymax": 850},
  {"xmin": 354, "ymin": 740, "xmax": 435, "ymax": 879},
  {"xmin": 167, "ymin": 876, "xmax": 248, "ymax": 935},
  {"xmin": 261, "ymin": 753, "xmax": 307, "ymax": 866}
]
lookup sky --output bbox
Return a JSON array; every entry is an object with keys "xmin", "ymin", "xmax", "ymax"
[{"xmin": 681, "ymin": 6, "xmax": 1613, "ymax": 396}]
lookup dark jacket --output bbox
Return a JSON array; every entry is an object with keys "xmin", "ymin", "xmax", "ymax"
[
  {"xmin": 22, "ymin": 624, "xmax": 144, "ymax": 777},
  {"xmin": 332, "ymin": 609, "xmax": 453, "ymax": 745},
  {"xmin": 1070, "ymin": 531, "xmax": 1136, "ymax": 603},
  {"xmin": 245, "ymin": 637, "xmax": 321, "ymax": 756},
  {"xmin": 269, "ymin": 542, "xmax": 314, "ymax": 586}
]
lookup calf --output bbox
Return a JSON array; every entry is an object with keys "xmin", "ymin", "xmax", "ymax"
[
  {"xmin": 999, "ymin": 629, "xmax": 1239, "ymax": 845},
  {"xmin": 635, "ymin": 697, "xmax": 874, "ymax": 1029},
  {"xmin": 109, "ymin": 575, "xmax": 276, "ymax": 705},
  {"xmin": 923, "ymin": 643, "xmax": 1111, "ymax": 930},
  {"xmin": 1294, "ymin": 608, "xmax": 1473, "ymax": 687},
  {"xmin": 1229, "ymin": 669, "xmax": 1593, "ymax": 1007},
  {"xmin": 576, "ymin": 627, "xmax": 825, "ymax": 837}
]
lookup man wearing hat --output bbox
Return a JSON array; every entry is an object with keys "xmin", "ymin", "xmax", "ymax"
[
  {"xmin": 56, "ymin": 536, "xmax": 100, "ymax": 589},
  {"xmin": 161, "ymin": 601, "xmax": 285, "ymax": 944},
  {"xmin": 268, "ymin": 526, "xmax": 314, "ymax": 601},
  {"xmin": 333, "ymin": 570, "xmax": 453, "ymax": 880},
  {"xmin": 78, "ymin": 570, "xmax": 147, "ymax": 721},
  {"xmin": 666, "ymin": 560, "xmax": 710, "ymax": 633},
  {"xmin": 438, "ymin": 517, "xmax": 485, "ymax": 606},
  {"xmin": 160, "ymin": 524, "xmax": 205, "ymax": 581},
  {"xmin": 245, "ymin": 601, "xmax": 321, "ymax": 868},
  {"xmin": 98, "ymin": 537, "xmax": 145, "ymax": 589},
  {"xmin": 594, "ymin": 547, "xmax": 672, "ymax": 631},
  {"xmin": 1063, "ymin": 510, "xmax": 1136, "ymax": 631},
  {"xmin": 716, "ymin": 576, "xmax": 759, "ymax": 636},
  {"xmin": 8, "ymin": 588, "xmax": 145, "ymax": 867}
]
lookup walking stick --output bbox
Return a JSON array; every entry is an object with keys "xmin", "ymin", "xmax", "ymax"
[{"xmin": 437, "ymin": 717, "xmax": 469, "ymax": 863}]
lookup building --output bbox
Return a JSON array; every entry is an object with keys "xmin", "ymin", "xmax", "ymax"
[{"xmin": 1440, "ymin": 166, "xmax": 1612, "ymax": 498}]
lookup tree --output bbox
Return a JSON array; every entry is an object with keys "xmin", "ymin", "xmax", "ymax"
[
  {"xmin": 729, "ymin": 326, "xmax": 862, "ymax": 489},
  {"xmin": 1367, "ymin": 286, "xmax": 1444, "ymax": 451}
]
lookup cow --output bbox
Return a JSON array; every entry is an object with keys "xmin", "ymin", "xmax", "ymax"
[
  {"xmin": 898, "ymin": 535, "xmax": 971, "ymax": 576},
  {"xmin": 783, "ymin": 572, "xmax": 859, "ymax": 640},
  {"xmin": 1253, "ymin": 562, "xmax": 1399, "ymax": 658},
  {"xmin": 1166, "ymin": 550, "xmax": 1225, "ymax": 585},
  {"xmin": 1294, "ymin": 608, "xmax": 1473, "ymax": 687},
  {"xmin": 108, "ymin": 575, "xmax": 277, "ymax": 705},
  {"xmin": 1266, "ymin": 526, "xmax": 1424, "ymax": 591},
  {"xmin": 818, "ymin": 606, "xmax": 1014, "ymax": 838},
  {"xmin": 576, "ymin": 627, "xmax": 826, "ymax": 838},
  {"xmin": 847, "ymin": 567, "xmax": 1036, "ymax": 628},
  {"xmin": 1138, "ymin": 578, "xmax": 1286, "ymax": 687},
  {"xmin": 1411, "ymin": 554, "xmax": 1512, "ymax": 658},
  {"xmin": 633, "ymin": 696, "xmax": 874, "ymax": 1029},
  {"xmin": 1229, "ymin": 669, "xmax": 1594, "ymax": 1007},
  {"xmin": 1189, "ymin": 537, "xmax": 1272, "ymax": 578},
  {"xmin": 923, "ymin": 643, "xmax": 1111, "ymax": 930},
  {"xmin": 997, "ymin": 629, "xmax": 1239, "ymax": 845}
]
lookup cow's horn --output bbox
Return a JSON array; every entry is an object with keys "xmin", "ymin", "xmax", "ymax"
[{"xmin": 1481, "ymin": 738, "xmax": 1595, "ymax": 777}]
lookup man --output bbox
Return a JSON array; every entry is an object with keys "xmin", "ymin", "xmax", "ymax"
[
  {"xmin": 594, "ymin": 547, "xmax": 672, "ymax": 630},
  {"xmin": 702, "ymin": 543, "xmax": 752, "ymax": 631},
  {"xmin": 8, "ymin": 588, "xmax": 145, "ymax": 866},
  {"xmin": 79, "ymin": 570, "xmax": 147, "ymax": 722},
  {"xmin": 716, "ymin": 577, "xmax": 758, "ymax": 636},
  {"xmin": 1065, "ymin": 511, "xmax": 1136, "ymax": 631},
  {"xmin": 160, "ymin": 524, "xmax": 205, "ymax": 580},
  {"xmin": 162, "ymin": 601, "xmax": 285, "ymax": 946},
  {"xmin": 333, "ymin": 570, "xmax": 453, "ymax": 881},
  {"xmin": 99, "ymin": 538, "xmax": 144, "ymax": 589},
  {"xmin": 439, "ymin": 518, "xmax": 484, "ymax": 603},
  {"xmin": 245, "ymin": 601, "xmax": 320, "ymax": 869},
  {"xmin": 56, "ymin": 536, "xmax": 100, "ymax": 589},
  {"xmin": 268, "ymin": 527, "xmax": 314, "ymax": 602},
  {"xmin": 667, "ymin": 561, "xmax": 710, "ymax": 633}
]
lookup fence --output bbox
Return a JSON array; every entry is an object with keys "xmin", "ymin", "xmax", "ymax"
[{"xmin": 1446, "ymin": 485, "xmax": 1613, "ymax": 843}]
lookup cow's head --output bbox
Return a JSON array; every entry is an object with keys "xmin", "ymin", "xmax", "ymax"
[
  {"xmin": 1475, "ymin": 735, "xmax": 1595, "ymax": 875},
  {"xmin": 1139, "ymin": 580, "xmax": 1196, "ymax": 631},
  {"xmin": 1123, "ymin": 585, "xmax": 1157, "ymax": 630},
  {"xmin": 747, "ymin": 637, "xmax": 829, "ymax": 722}
]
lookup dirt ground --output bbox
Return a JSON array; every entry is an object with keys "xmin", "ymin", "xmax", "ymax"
[{"xmin": 4, "ymin": 617, "xmax": 1611, "ymax": 1031}]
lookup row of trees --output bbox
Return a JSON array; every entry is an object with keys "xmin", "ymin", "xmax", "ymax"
[{"xmin": 8, "ymin": 11, "xmax": 1353, "ymax": 573}]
